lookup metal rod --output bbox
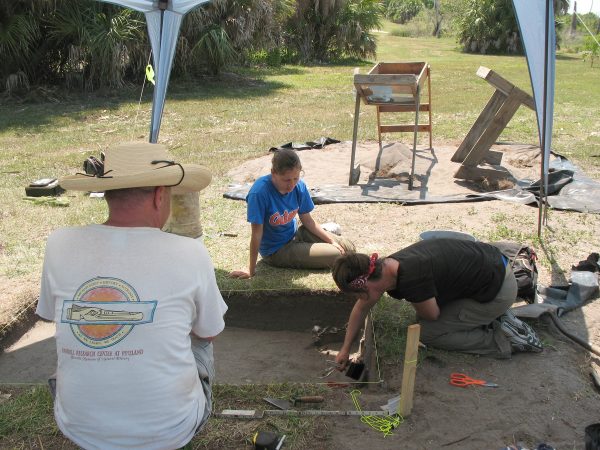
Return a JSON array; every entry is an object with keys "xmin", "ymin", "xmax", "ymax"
[{"xmin": 538, "ymin": 0, "xmax": 551, "ymax": 237}]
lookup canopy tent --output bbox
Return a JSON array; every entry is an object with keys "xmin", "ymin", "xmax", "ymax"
[
  {"xmin": 512, "ymin": 0, "xmax": 556, "ymax": 235},
  {"xmin": 97, "ymin": 0, "xmax": 209, "ymax": 143}
]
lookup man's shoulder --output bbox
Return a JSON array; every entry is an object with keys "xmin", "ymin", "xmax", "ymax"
[
  {"xmin": 153, "ymin": 229, "xmax": 205, "ymax": 248},
  {"xmin": 47, "ymin": 225, "xmax": 89, "ymax": 240}
]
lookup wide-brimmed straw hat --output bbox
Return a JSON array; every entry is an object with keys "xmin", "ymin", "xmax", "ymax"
[{"xmin": 59, "ymin": 142, "xmax": 212, "ymax": 194}]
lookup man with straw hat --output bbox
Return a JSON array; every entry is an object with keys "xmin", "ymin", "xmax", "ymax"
[{"xmin": 36, "ymin": 142, "xmax": 228, "ymax": 450}]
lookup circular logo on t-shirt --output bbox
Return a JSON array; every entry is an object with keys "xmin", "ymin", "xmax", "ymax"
[{"xmin": 69, "ymin": 277, "xmax": 139, "ymax": 349}]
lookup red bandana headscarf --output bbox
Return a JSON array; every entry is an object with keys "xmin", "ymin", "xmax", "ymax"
[{"xmin": 348, "ymin": 253, "xmax": 378, "ymax": 290}]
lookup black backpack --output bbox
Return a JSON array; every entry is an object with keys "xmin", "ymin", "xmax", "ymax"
[{"xmin": 492, "ymin": 241, "xmax": 538, "ymax": 302}]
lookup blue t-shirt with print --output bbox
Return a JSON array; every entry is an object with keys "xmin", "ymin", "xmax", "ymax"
[{"xmin": 246, "ymin": 175, "xmax": 314, "ymax": 256}]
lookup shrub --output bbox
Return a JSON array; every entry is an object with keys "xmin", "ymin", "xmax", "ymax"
[
  {"xmin": 456, "ymin": 0, "xmax": 521, "ymax": 54},
  {"xmin": 285, "ymin": 0, "xmax": 382, "ymax": 63},
  {"xmin": 581, "ymin": 34, "xmax": 600, "ymax": 66},
  {"xmin": 384, "ymin": 0, "xmax": 423, "ymax": 24}
]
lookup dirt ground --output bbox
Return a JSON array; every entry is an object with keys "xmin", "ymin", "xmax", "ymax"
[
  {"xmin": 226, "ymin": 141, "xmax": 600, "ymax": 449},
  {"xmin": 2, "ymin": 141, "xmax": 599, "ymax": 449}
]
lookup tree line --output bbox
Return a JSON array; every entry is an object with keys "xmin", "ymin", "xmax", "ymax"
[{"xmin": 1, "ymin": 0, "xmax": 596, "ymax": 95}]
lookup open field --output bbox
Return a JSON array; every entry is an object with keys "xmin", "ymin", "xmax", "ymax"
[{"xmin": 1, "ymin": 25, "xmax": 600, "ymax": 449}]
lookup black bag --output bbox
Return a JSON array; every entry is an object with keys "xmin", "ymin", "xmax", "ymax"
[{"xmin": 492, "ymin": 241, "xmax": 538, "ymax": 302}]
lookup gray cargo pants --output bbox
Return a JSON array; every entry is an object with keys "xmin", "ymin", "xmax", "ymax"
[
  {"xmin": 418, "ymin": 268, "xmax": 517, "ymax": 358},
  {"xmin": 191, "ymin": 336, "xmax": 215, "ymax": 432}
]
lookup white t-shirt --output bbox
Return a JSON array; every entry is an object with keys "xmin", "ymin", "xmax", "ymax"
[{"xmin": 36, "ymin": 225, "xmax": 228, "ymax": 450}]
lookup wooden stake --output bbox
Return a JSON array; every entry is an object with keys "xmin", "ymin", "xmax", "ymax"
[{"xmin": 398, "ymin": 324, "xmax": 420, "ymax": 417}]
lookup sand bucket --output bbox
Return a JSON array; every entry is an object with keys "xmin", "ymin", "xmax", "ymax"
[{"xmin": 419, "ymin": 230, "xmax": 476, "ymax": 242}]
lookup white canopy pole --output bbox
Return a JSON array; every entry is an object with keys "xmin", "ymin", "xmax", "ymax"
[
  {"xmin": 96, "ymin": 0, "xmax": 209, "ymax": 142},
  {"xmin": 512, "ymin": 0, "xmax": 556, "ymax": 237}
]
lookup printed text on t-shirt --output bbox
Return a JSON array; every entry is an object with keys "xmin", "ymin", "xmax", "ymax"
[{"xmin": 269, "ymin": 208, "xmax": 298, "ymax": 226}]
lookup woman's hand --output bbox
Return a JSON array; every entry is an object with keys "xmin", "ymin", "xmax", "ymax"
[
  {"xmin": 335, "ymin": 349, "xmax": 350, "ymax": 370},
  {"xmin": 331, "ymin": 241, "xmax": 345, "ymax": 255},
  {"xmin": 229, "ymin": 270, "xmax": 253, "ymax": 279}
]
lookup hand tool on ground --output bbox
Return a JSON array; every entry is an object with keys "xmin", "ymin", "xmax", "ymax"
[
  {"xmin": 216, "ymin": 409, "xmax": 390, "ymax": 419},
  {"xmin": 319, "ymin": 360, "xmax": 343, "ymax": 378},
  {"xmin": 380, "ymin": 395, "xmax": 401, "ymax": 415},
  {"xmin": 345, "ymin": 361, "xmax": 365, "ymax": 380},
  {"xmin": 263, "ymin": 396, "xmax": 324, "ymax": 410},
  {"xmin": 253, "ymin": 431, "xmax": 285, "ymax": 450},
  {"xmin": 319, "ymin": 366, "xmax": 336, "ymax": 378},
  {"xmin": 450, "ymin": 372, "xmax": 499, "ymax": 388}
]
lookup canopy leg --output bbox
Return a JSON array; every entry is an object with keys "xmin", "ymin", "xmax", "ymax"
[{"xmin": 349, "ymin": 93, "xmax": 361, "ymax": 185}]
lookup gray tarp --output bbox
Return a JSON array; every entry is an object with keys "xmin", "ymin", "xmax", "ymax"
[{"xmin": 224, "ymin": 153, "xmax": 600, "ymax": 213}]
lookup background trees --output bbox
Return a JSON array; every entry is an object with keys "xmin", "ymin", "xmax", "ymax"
[
  {"xmin": 1, "ymin": 0, "xmax": 598, "ymax": 95},
  {"xmin": 285, "ymin": 0, "xmax": 381, "ymax": 62},
  {"xmin": 0, "ymin": 1, "xmax": 146, "ymax": 93},
  {"xmin": 0, "ymin": 0, "xmax": 381, "ymax": 93},
  {"xmin": 456, "ymin": 0, "xmax": 521, "ymax": 54}
]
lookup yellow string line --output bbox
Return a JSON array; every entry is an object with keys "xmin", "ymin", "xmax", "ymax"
[
  {"xmin": 350, "ymin": 389, "xmax": 403, "ymax": 437},
  {"xmin": 219, "ymin": 287, "xmax": 328, "ymax": 293},
  {"xmin": 370, "ymin": 310, "xmax": 384, "ymax": 383}
]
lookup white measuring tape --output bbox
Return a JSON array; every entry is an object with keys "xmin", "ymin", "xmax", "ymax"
[{"xmin": 217, "ymin": 409, "xmax": 390, "ymax": 419}]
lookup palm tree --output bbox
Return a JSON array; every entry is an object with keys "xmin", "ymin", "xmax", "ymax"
[
  {"xmin": 285, "ymin": 0, "xmax": 381, "ymax": 63},
  {"xmin": 45, "ymin": 1, "xmax": 145, "ymax": 90},
  {"xmin": 176, "ymin": 0, "xmax": 290, "ymax": 75},
  {"xmin": 0, "ymin": 1, "xmax": 40, "ymax": 94}
]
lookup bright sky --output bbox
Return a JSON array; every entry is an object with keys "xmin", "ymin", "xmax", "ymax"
[{"xmin": 568, "ymin": 0, "xmax": 600, "ymax": 15}]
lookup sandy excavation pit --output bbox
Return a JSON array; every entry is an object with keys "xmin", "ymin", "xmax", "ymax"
[
  {"xmin": 0, "ymin": 292, "xmax": 361, "ymax": 386},
  {"xmin": 215, "ymin": 292, "xmax": 359, "ymax": 384}
]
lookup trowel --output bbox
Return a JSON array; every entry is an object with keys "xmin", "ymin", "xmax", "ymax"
[{"xmin": 263, "ymin": 396, "xmax": 324, "ymax": 410}]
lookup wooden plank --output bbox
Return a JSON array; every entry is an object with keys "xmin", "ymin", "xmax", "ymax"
[
  {"xmin": 356, "ymin": 86, "xmax": 372, "ymax": 105},
  {"xmin": 354, "ymin": 74, "xmax": 417, "ymax": 86},
  {"xmin": 369, "ymin": 61, "xmax": 426, "ymax": 75},
  {"xmin": 376, "ymin": 106, "xmax": 383, "ymax": 160},
  {"xmin": 378, "ymin": 104, "xmax": 430, "ymax": 113},
  {"xmin": 476, "ymin": 66, "xmax": 535, "ymax": 110},
  {"xmin": 482, "ymin": 150, "xmax": 503, "ymax": 165},
  {"xmin": 426, "ymin": 65, "xmax": 432, "ymax": 149},
  {"xmin": 451, "ymin": 90, "xmax": 506, "ymax": 162},
  {"xmin": 380, "ymin": 124, "xmax": 430, "ymax": 133},
  {"xmin": 415, "ymin": 64, "xmax": 429, "ymax": 90},
  {"xmin": 454, "ymin": 164, "xmax": 512, "ymax": 182},
  {"xmin": 398, "ymin": 324, "xmax": 420, "ymax": 417},
  {"xmin": 349, "ymin": 93, "xmax": 361, "ymax": 185},
  {"xmin": 390, "ymin": 85, "xmax": 417, "ymax": 96},
  {"xmin": 461, "ymin": 91, "xmax": 525, "ymax": 167}
]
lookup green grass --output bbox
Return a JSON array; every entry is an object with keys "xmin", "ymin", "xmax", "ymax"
[
  {"xmin": 2, "ymin": 31, "xmax": 599, "ymax": 289},
  {"xmin": 1, "ymin": 26, "xmax": 600, "ymax": 447},
  {"xmin": 0, "ymin": 383, "xmax": 331, "ymax": 449}
]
